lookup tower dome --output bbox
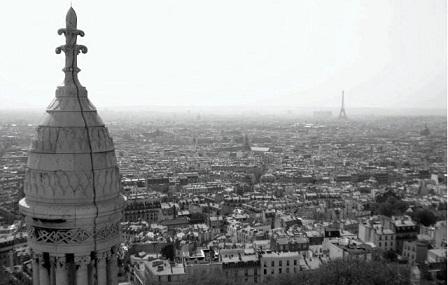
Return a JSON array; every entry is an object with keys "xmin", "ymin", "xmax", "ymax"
[{"xmin": 19, "ymin": 7, "xmax": 125, "ymax": 285}]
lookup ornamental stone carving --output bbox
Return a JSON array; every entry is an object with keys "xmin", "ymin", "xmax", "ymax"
[
  {"xmin": 74, "ymin": 255, "xmax": 91, "ymax": 266},
  {"xmin": 27, "ymin": 223, "xmax": 120, "ymax": 245},
  {"xmin": 24, "ymin": 167, "xmax": 120, "ymax": 201},
  {"xmin": 47, "ymin": 96, "xmax": 96, "ymax": 112},
  {"xmin": 38, "ymin": 254, "xmax": 47, "ymax": 267},
  {"xmin": 96, "ymin": 223, "xmax": 120, "ymax": 241},
  {"xmin": 97, "ymin": 250, "xmax": 111, "ymax": 262},
  {"xmin": 32, "ymin": 251, "xmax": 40, "ymax": 263},
  {"xmin": 31, "ymin": 126, "xmax": 114, "ymax": 153},
  {"xmin": 31, "ymin": 227, "xmax": 91, "ymax": 244},
  {"xmin": 25, "ymin": 169, "xmax": 92, "ymax": 199},
  {"xmin": 55, "ymin": 256, "xmax": 67, "ymax": 269},
  {"xmin": 35, "ymin": 252, "xmax": 45, "ymax": 265}
]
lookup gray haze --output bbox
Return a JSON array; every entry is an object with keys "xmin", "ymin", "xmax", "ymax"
[{"xmin": 0, "ymin": 0, "xmax": 446, "ymax": 113}]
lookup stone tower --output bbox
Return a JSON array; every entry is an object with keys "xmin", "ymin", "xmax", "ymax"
[{"xmin": 19, "ymin": 7, "xmax": 125, "ymax": 285}]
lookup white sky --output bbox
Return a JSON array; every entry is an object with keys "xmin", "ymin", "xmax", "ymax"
[{"xmin": 0, "ymin": 0, "xmax": 446, "ymax": 111}]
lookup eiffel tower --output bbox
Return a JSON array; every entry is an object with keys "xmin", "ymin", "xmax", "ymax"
[{"xmin": 339, "ymin": 90, "xmax": 347, "ymax": 119}]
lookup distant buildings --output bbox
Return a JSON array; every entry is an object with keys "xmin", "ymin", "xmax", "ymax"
[
  {"xmin": 0, "ymin": 64, "xmax": 446, "ymax": 285},
  {"xmin": 358, "ymin": 218, "xmax": 396, "ymax": 251},
  {"xmin": 324, "ymin": 239, "xmax": 374, "ymax": 261},
  {"xmin": 313, "ymin": 111, "xmax": 333, "ymax": 120}
]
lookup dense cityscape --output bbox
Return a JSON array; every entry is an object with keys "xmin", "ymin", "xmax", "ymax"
[
  {"xmin": 0, "ymin": 110, "xmax": 446, "ymax": 284},
  {"xmin": 0, "ymin": 2, "xmax": 446, "ymax": 284}
]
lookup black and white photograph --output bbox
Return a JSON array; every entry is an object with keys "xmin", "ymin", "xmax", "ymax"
[{"xmin": 0, "ymin": 1, "xmax": 446, "ymax": 284}]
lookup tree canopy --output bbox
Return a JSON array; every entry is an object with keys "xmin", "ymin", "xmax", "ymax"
[
  {"xmin": 160, "ymin": 244, "xmax": 175, "ymax": 261},
  {"xmin": 372, "ymin": 191, "xmax": 409, "ymax": 217},
  {"xmin": 411, "ymin": 208, "xmax": 437, "ymax": 226}
]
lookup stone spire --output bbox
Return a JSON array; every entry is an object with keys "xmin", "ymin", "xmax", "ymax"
[
  {"xmin": 56, "ymin": 7, "xmax": 87, "ymax": 87},
  {"xmin": 20, "ymin": 7, "xmax": 124, "ymax": 285}
]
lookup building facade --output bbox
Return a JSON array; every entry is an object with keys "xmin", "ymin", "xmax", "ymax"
[{"xmin": 260, "ymin": 252, "xmax": 301, "ymax": 282}]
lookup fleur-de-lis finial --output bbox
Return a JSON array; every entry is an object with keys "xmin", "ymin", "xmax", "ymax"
[
  {"xmin": 66, "ymin": 7, "xmax": 77, "ymax": 29},
  {"xmin": 55, "ymin": 7, "xmax": 88, "ymax": 87}
]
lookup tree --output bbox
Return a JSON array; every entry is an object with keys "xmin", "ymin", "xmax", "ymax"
[
  {"xmin": 160, "ymin": 244, "xmax": 175, "ymax": 261},
  {"xmin": 383, "ymin": 249, "xmax": 398, "ymax": 262},
  {"xmin": 375, "ymin": 190, "xmax": 400, "ymax": 203},
  {"xmin": 374, "ymin": 196, "xmax": 409, "ymax": 217},
  {"xmin": 437, "ymin": 202, "xmax": 446, "ymax": 211},
  {"xmin": 411, "ymin": 208, "xmax": 437, "ymax": 226}
]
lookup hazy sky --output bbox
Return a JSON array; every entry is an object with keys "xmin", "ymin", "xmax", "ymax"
[{"xmin": 0, "ymin": 0, "xmax": 446, "ymax": 111}]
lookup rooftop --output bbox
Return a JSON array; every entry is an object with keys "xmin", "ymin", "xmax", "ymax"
[{"xmin": 144, "ymin": 259, "xmax": 186, "ymax": 276}]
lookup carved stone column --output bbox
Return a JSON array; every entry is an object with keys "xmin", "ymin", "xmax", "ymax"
[
  {"xmin": 97, "ymin": 251, "xmax": 109, "ymax": 285},
  {"xmin": 75, "ymin": 255, "xmax": 90, "ymax": 285},
  {"xmin": 54, "ymin": 256, "xmax": 68, "ymax": 285},
  {"xmin": 38, "ymin": 253, "xmax": 49, "ymax": 285},
  {"xmin": 32, "ymin": 252, "xmax": 40, "ymax": 285},
  {"xmin": 107, "ymin": 248, "xmax": 118, "ymax": 285}
]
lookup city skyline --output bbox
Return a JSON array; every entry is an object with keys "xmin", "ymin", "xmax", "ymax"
[
  {"xmin": 0, "ymin": 0, "xmax": 446, "ymax": 110},
  {"xmin": 0, "ymin": 4, "xmax": 446, "ymax": 285}
]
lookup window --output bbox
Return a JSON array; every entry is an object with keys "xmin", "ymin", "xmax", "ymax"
[
  {"xmin": 271, "ymin": 261, "xmax": 274, "ymax": 267},
  {"xmin": 286, "ymin": 260, "xmax": 289, "ymax": 266},
  {"xmin": 279, "ymin": 268, "xmax": 282, "ymax": 274},
  {"xmin": 379, "ymin": 242, "xmax": 381, "ymax": 247},
  {"xmin": 264, "ymin": 262, "xmax": 266, "ymax": 267},
  {"xmin": 286, "ymin": 268, "xmax": 289, "ymax": 273},
  {"xmin": 264, "ymin": 269, "xmax": 267, "ymax": 275},
  {"xmin": 279, "ymin": 260, "xmax": 282, "ymax": 267},
  {"xmin": 294, "ymin": 260, "xmax": 297, "ymax": 266}
]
